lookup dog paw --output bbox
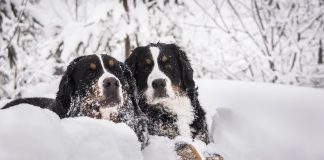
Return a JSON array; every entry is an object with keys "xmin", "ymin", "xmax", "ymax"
[
  {"xmin": 175, "ymin": 142, "xmax": 202, "ymax": 160},
  {"xmin": 205, "ymin": 153, "xmax": 224, "ymax": 160}
]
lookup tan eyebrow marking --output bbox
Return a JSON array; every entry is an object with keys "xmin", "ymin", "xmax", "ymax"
[
  {"xmin": 89, "ymin": 63, "xmax": 97, "ymax": 70},
  {"xmin": 108, "ymin": 59, "xmax": 115, "ymax": 67},
  {"xmin": 145, "ymin": 58, "xmax": 152, "ymax": 65},
  {"xmin": 161, "ymin": 55, "xmax": 168, "ymax": 62}
]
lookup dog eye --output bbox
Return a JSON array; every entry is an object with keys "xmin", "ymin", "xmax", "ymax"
[
  {"xmin": 144, "ymin": 65, "xmax": 152, "ymax": 72},
  {"xmin": 144, "ymin": 68, "xmax": 151, "ymax": 73},
  {"xmin": 112, "ymin": 68, "xmax": 122, "ymax": 76},
  {"xmin": 144, "ymin": 59, "xmax": 153, "ymax": 72},
  {"xmin": 86, "ymin": 63, "xmax": 98, "ymax": 77},
  {"xmin": 85, "ymin": 70, "xmax": 96, "ymax": 79},
  {"xmin": 165, "ymin": 64, "xmax": 172, "ymax": 70}
]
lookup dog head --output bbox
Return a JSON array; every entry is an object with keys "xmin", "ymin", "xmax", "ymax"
[
  {"xmin": 56, "ymin": 54, "xmax": 136, "ymax": 118},
  {"xmin": 125, "ymin": 43, "xmax": 195, "ymax": 105}
]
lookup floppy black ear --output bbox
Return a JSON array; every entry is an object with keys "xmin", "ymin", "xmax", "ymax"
[
  {"xmin": 120, "ymin": 61, "xmax": 149, "ymax": 147},
  {"xmin": 119, "ymin": 61, "xmax": 141, "ymax": 114},
  {"xmin": 173, "ymin": 44, "xmax": 195, "ymax": 90},
  {"xmin": 125, "ymin": 47, "xmax": 143, "ymax": 76},
  {"xmin": 125, "ymin": 49, "xmax": 136, "ymax": 74},
  {"xmin": 54, "ymin": 56, "xmax": 85, "ymax": 117},
  {"xmin": 120, "ymin": 61, "xmax": 137, "ymax": 97}
]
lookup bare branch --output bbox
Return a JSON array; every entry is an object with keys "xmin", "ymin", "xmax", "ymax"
[
  {"xmin": 226, "ymin": 0, "xmax": 265, "ymax": 55},
  {"xmin": 193, "ymin": 0, "xmax": 229, "ymax": 33}
]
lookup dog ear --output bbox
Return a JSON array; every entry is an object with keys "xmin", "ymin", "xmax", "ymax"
[
  {"xmin": 120, "ymin": 61, "xmax": 137, "ymax": 96},
  {"xmin": 172, "ymin": 44, "xmax": 195, "ymax": 90},
  {"xmin": 55, "ymin": 56, "xmax": 85, "ymax": 117},
  {"xmin": 120, "ymin": 61, "xmax": 149, "ymax": 147},
  {"xmin": 119, "ymin": 61, "xmax": 141, "ymax": 114},
  {"xmin": 125, "ymin": 47, "xmax": 144, "ymax": 76}
]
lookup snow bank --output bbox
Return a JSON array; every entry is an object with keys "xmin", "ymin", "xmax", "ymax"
[
  {"xmin": 0, "ymin": 105, "xmax": 142, "ymax": 160},
  {"xmin": 2, "ymin": 79, "xmax": 324, "ymax": 160},
  {"xmin": 142, "ymin": 136, "xmax": 209, "ymax": 160},
  {"xmin": 0, "ymin": 104, "xmax": 199, "ymax": 160},
  {"xmin": 142, "ymin": 136, "xmax": 177, "ymax": 160},
  {"xmin": 197, "ymin": 79, "xmax": 324, "ymax": 160}
]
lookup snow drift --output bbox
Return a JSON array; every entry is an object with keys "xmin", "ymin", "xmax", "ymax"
[
  {"xmin": 0, "ymin": 105, "xmax": 142, "ymax": 160},
  {"xmin": 197, "ymin": 79, "xmax": 324, "ymax": 160},
  {"xmin": 1, "ymin": 79, "xmax": 324, "ymax": 160},
  {"xmin": 0, "ymin": 105, "xmax": 208, "ymax": 160}
]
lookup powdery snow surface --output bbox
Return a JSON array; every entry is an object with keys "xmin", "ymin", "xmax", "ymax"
[
  {"xmin": 1, "ymin": 80, "xmax": 324, "ymax": 160},
  {"xmin": 0, "ymin": 105, "xmax": 142, "ymax": 160},
  {"xmin": 196, "ymin": 79, "xmax": 324, "ymax": 160},
  {"xmin": 142, "ymin": 136, "xmax": 178, "ymax": 160}
]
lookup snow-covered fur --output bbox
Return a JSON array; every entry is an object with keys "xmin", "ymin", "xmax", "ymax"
[
  {"xmin": 2, "ymin": 54, "xmax": 148, "ymax": 147},
  {"xmin": 125, "ymin": 43, "xmax": 209, "ymax": 144}
]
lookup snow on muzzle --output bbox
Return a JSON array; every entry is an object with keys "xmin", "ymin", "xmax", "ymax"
[{"xmin": 97, "ymin": 73, "xmax": 123, "ymax": 107}]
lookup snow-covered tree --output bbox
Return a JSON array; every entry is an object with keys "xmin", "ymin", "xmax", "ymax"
[{"xmin": 0, "ymin": 0, "xmax": 323, "ymax": 99}]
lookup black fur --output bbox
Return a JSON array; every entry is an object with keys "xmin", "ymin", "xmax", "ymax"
[
  {"xmin": 126, "ymin": 43, "xmax": 209, "ymax": 144},
  {"xmin": 54, "ymin": 55, "xmax": 85, "ymax": 117},
  {"xmin": 139, "ymin": 100, "xmax": 179, "ymax": 139},
  {"xmin": 2, "ymin": 97, "xmax": 55, "ymax": 109},
  {"xmin": 2, "ymin": 54, "xmax": 148, "ymax": 147}
]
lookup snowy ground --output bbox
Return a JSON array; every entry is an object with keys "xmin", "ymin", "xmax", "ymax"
[
  {"xmin": 198, "ymin": 79, "xmax": 324, "ymax": 160},
  {"xmin": 0, "ymin": 105, "xmax": 142, "ymax": 160},
  {"xmin": 1, "ymin": 79, "xmax": 324, "ymax": 160}
]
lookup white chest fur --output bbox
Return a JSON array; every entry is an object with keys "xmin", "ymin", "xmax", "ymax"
[
  {"xmin": 161, "ymin": 96, "xmax": 194, "ymax": 138},
  {"xmin": 99, "ymin": 106, "xmax": 118, "ymax": 120}
]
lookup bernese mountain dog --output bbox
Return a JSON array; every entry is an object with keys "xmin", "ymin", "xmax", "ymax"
[
  {"xmin": 126, "ymin": 43, "xmax": 209, "ymax": 143},
  {"xmin": 2, "ymin": 54, "xmax": 148, "ymax": 147}
]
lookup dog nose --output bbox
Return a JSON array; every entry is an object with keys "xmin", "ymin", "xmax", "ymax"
[
  {"xmin": 103, "ymin": 77, "xmax": 119, "ymax": 89},
  {"xmin": 152, "ymin": 79, "xmax": 166, "ymax": 89}
]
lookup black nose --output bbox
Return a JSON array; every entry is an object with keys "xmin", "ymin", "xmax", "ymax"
[
  {"xmin": 103, "ymin": 77, "xmax": 119, "ymax": 89},
  {"xmin": 152, "ymin": 79, "xmax": 166, "ymax": 89}
]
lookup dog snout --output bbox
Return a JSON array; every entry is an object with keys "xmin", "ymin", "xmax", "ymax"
[
  {"xmin": 101, "ymin": 77, "xmax": 121, "ymax": 105},
  {"xmin": 152, "ymin": 79, "xmax": 166, "ymax": 90},
  {"xmin": 103, "ymin": 77, "xmax": 119, "ymax": 90}
]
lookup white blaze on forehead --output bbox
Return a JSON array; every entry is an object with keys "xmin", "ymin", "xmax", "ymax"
[
  {"xmin": 148, "ymin": 46, "xmax": 169, "ymax": 85},
  {"xmin": 145, "ymin": 47, "xmax": 175, "ymax": 104},
  {"xmin": 96, "ymin": 54, "xmax": 122, "ymax": 98}
]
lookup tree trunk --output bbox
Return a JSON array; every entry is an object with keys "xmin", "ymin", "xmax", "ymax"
[
  {"xmin": 122, "ymin": 0, "xmax": 130, "ymax": 58},
  {"xmin": 125, "ymin": 35, "xmax": 130, "ymax": 58},
  {"xmin": 318, "ymin": 39, "xmax": 323, "ymax": 64}
]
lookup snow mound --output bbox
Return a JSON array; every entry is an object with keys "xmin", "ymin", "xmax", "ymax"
[
  {"xmin": 0, "ymin": 105, "xmax": 142, "ymax": 160},
  {"xmin": 196, "ymin": 79, "xmax": 324, "ymax": 160},
  {"xmin": 210, "ymin": 107, "xmax": 324, "ymax": 160},
  {"xmin": 2, "ymin": 79, "xmax": 324, "ymax": 160},
  {"xmin": 142, "ymin": 136, "xmax": 209, "ymax": 160},
  {"xmin": 142, "ymin": 136, "xmax": 177, "ymax": 160}
]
